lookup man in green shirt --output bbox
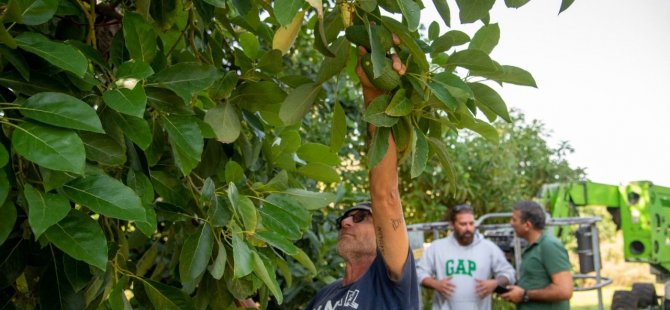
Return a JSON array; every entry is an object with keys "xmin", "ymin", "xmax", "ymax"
[{"xmin": 501, "ymin": 201, "xmax": 573, "ymax": 309}]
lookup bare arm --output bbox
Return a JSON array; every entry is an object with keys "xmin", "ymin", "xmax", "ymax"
[
  {"xmin": 501, "ymin": 271, "xmax": 573, "ymax": 303},
  {"xmin": 527, "ymin": 271, "xmax": 573, "ymax": 302},
  {"xmin": 355, "ymin": 44, "xmax": 408, "ymax": 281}
]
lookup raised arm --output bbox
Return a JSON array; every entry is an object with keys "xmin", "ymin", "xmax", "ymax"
[{"xmin": 355, "ymin": 44, "xmax": 408, "ymax": 281}]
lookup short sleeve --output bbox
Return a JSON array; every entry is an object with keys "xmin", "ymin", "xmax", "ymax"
[{"xmin": 542, "ymin": 238, "xmax": 571, "ymax": 275}]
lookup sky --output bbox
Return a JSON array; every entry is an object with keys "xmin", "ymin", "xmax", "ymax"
[{"xmin": 422, "ymin": 0, "xmax": 670, "ymax": 187}]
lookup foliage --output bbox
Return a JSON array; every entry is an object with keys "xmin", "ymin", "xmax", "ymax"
[
  {"xmin": 403, "ymin": 111, "xmax": 586, "ymax": 225},
  {"xmin": 0, "ymin": 0, "xmax": 575, "ymax": 309}
]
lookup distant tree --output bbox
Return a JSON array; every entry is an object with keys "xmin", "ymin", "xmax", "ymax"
[{"xmin": 401, "ymin": 111, "xmax": 586, "ymax": 224}]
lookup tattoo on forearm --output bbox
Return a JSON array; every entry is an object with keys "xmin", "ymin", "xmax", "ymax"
[
  {"xmin": 391, "ymin": 218, "xmax": 403, "ymax": 231},
  {"xmin": 376, "ymin": 226, "xmax": 384, "ymax": 255}
]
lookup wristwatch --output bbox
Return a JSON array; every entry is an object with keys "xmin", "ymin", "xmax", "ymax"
[{"xmin": 522, "ymin": 289, "xmax": 529, "ymax": 303}]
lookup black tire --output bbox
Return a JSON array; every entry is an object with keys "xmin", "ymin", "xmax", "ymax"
[
  {"xmin": 632, "ymin": 282, "xmax": 658, "ymax": 307},
  {"xmin": 611, "ymin": 290, "xmax": 639, "ymax": 310}
]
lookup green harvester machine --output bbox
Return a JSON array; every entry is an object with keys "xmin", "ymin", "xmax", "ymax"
[{"xmin": 538, "ymin": 181, "xmax": 670, "ymax": 309}]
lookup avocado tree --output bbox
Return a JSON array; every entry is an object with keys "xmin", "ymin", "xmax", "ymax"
[{"xmin": 0, "ymin": 0, "xmax": 574, "ymax": 308}]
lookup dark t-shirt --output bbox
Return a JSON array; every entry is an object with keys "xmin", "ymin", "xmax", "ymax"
[{"xmin": 305, "ymin": 249, "xmax": 419, "ymax": 310}]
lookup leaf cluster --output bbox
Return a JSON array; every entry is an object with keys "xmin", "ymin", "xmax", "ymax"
[{"xmin": 0, "ymin": 0, "xmax": 576, "ymax": 308}]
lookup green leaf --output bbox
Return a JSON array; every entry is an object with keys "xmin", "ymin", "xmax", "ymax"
[
  {"xmin": 0, "ymin": 24, "xmax": 16, "ymax": 49},
  {"xmin": 559, "ymin": 0, "xmax": 575, "ymax": 14},
  {"xmin": 279, "ymin": 83, "xmax": 321, "ymax": 125},
  {"xmin": 469, "ymin": 82, "xmax": 511, "ymax": 122},
  {"xmin": 368, "ymin": 22, "xmax": 388, "ymax": 79},
  {"xmin": 428, "ymin": 22, "xmax": 440, "ymax": 41},
  {"xmin": 258, "ymin": 49, "xmax": 285, "ymax": 74},
  {"xmin": 381, "ymin": 17, "xmax": 429, "ymax": 71},
  {"xmin": 149, "ymin": 63, "xmax": 220, "ymax": 104},
  {"xmin": 258, "ymin": 202, "xmax": 302, "ymax": 240},
  {"xmin": 108, "ymin": 277, "xmax": 130, "ymax": 310},
  {"xmin": 232, "ymin": 226, "xmax": 253, "ymax": 278},
  {"xmin": 297, "ymin": 143, "xmax": 340, "ymax": 166},
  {"xmin": 0, "ymin": 200, "xmax": 16, "ymax": 245},
  {"xmin": 117, "ymin": 60, "xmax": 154, "ymax": 80},
  {"xmin": 210, "ymin": 72, "xmax": 239, "ymax": 100},
  {"xmin": 330, "ymin": 101, "xmax": 346, "ymax": 152},
  {"xmin": 0, "ymin": 144, "xmax": 8, "ymax": 167},
  {"xmin": 432, "ymin": 0, "xmax": 451, "ymax": 27},
  {"xmin": 224, "ymin": 160, "xmax": 245, "ymax": 184},
  {"xmin": 274, "ymin": 0, "xmax": 303, "ymax": 26},
  {"xmin": 208, "ymin": 240, "xmax": 227, "ymax": 280},
  {"xmin": 447, "ymin": 49, "xmax": 497, "ymax": 72},
  {"xmin": 39, "ymin": 167, "xmax": 76, "ymax": 192},
  {"xmin": 205, "ymin": 102, "xmax": 240, "ymax": 144},
  {"xmin": 62, "ymin": 255, "xmax": 92, "ymax": 293},
  {"xmin": 143, "ymin": 279, "xmax": 196, "ymax": 310},
  {"xmin": 179, "ymin": 224, "xmax": 214, "ymax": 283},
  {"xmin": 433, "ymin": 30, "xmax": 470, "ymax": 54},
  {"xmin": 80, "ymin": 132, "xmax": 126, "ymax": 166},
  {"xmin": 265, "ymin": 194, "xmax": 311, "ymax": 228},
  {"xmin": 204, "ymin": 0, "xmax": 226, "ymax": 8},
  {"xmin": 123, "ymin": 12, "xmax": 157, "ymax": 63},
  {"xmin": 12, "ymin": 122, "xmax": 85, "ymax": 174},
  {"xmin": 163, "ymin": 115, "xmax": 203, "ymax": 175},
  {"xmin": 456, "ymin": 0, "xmax": 494, "ymax": 24},
  {"xmin": 461, "ymin": 114, "xmax": 500, "ymax": 144},
  {"xmin": 107, "ymin": 112, "xmax": 152, "ymax": 150},
  {"xmin": 470, "ymin": 23, "xmax": 499, "ymax": 54},
  {"xmin": 427, "ymin": 137, "xmax": 457, "ymax": 192},
  {"xmin": 477, "ymin": 65, "xmax": 537, "ymax": 87},
  {"xmin": 363, "ymin": 95, "xmax": 398, "ymax": 127},
  {"xmin": 0, "ymin": 45, "xmax": 28, "ymax": 79},
  {"xmin": 432, "ymin": 72, "xmax": 473, "ymax": 101},
  {"xmin": 237, "ymin": 195, "xmax": 258, "ymax": 233},
  {"xmin": 505, "ymin": 0, "xmax": 531, "ymax": 8},
  {"xmin": 5, "ymin": 0, "xmax": 58, "ymax": 25},
  {"xmin": 0, "ymin": 171, "xmax": 7, "ymax": 207},
  {"xmin": 297, "ymin": 163, "xmax": 340, "ymax": 183},
  {"xmin": 15, "ymin": 32, "xmax": 87, "ymax": 77},
  {"xmin": 62, "ymin": 174, "xmax": 146, "ymax": 222},
  {"xmin": 290, "ymin": 248, "xmax": 316, "ymax": 276},
  {"xmin": 398, "ymin": 0, "xmax": 421, "ymax": 32},
  {"xmin": 102, "ymin": 86, "xmax": 147, "ymax": 118},
  {"xmin": 252, "ymin": 252, "xmax": 283, "ymax": 304},
  {"xmin": 315, "ymin": 37, "xmax": 350, "ymax": 84},
  {"xmin": 145, "ymin": 88, "xmax": 194, "ymax": 116},
  {"xmin": 44, "ymin": 211, "xmax": 108, "ymax": 271},
  {"xmin": 239, "ymin": 32, "xmax": 260, "ymax": 59},
  {"xmin": 411, "ymin": 128, "xmax": 428, "ymax": 178},
  {"xmin": 21, "ymin": 92, "xmax": 104, "ymax": 133},
  {"xmin": 253, "ymin": 231, "xmax": 299, "ymax": 255},
  {"xmin": 428, "ymin": 79, "xmax": 457, "ymax": 111},
  {"xmin": 252, "ymin": 170, "xmax": 289, "ymax": 193},
  {"xmin": 386, "ymin": 88, "xmax": 412, "ymax": 116},
  {"xmin": 0, "ymin": 71, "xmax": 67, "ymax": 96},
  {"xmin": 368, "ymin": 127, "xmax": 390, "ymax": 169},
  {"xmin": 24, "ymin": 184, "xmax": 70, "ymax": 239}
]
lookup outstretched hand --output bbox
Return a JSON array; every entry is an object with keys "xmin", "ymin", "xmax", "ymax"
[{"xmin": 355, "ymin": 34, "xmax": 406, "ymax": 105}]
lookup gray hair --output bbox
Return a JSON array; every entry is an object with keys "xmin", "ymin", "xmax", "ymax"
[{"xmin": 513, "ymin": 200, "xmax": 546, "ymax": 230}]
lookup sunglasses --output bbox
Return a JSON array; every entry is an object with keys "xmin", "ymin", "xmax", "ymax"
[{"xmin": 336, "ymin": 210, "xmax": 371, "ymax": 230}]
